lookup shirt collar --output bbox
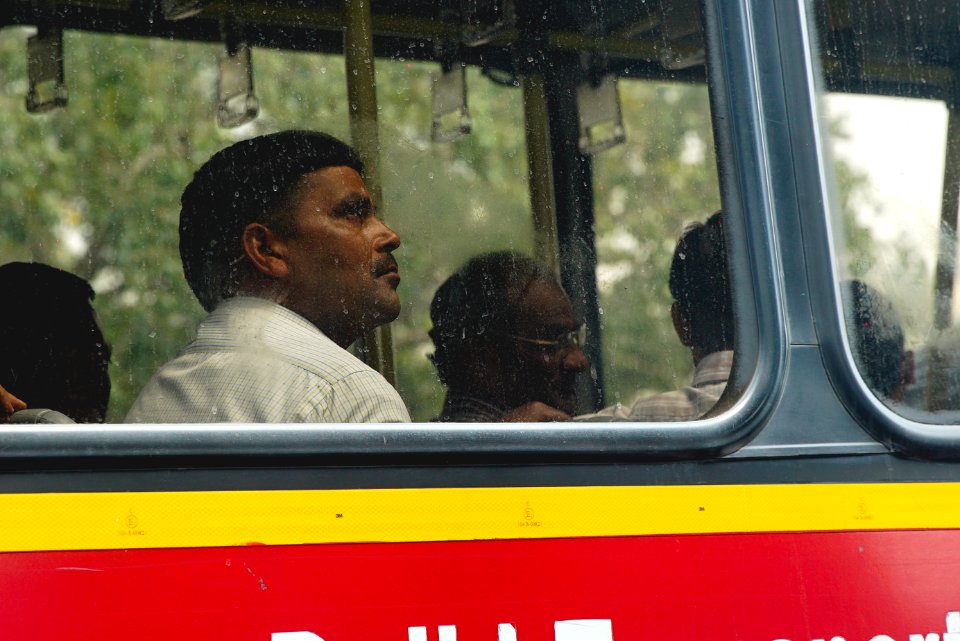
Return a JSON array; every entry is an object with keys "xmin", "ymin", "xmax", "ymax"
[{"xmin": 692, "ymin": 350, "xmax": 734, "ymax": 387}]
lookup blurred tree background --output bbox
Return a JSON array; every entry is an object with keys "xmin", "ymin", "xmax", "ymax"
[{"xmin": 0, "ymin": 26, "xmax": 873, "ymax": 420}]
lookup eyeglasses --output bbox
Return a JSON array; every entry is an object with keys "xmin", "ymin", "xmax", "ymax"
[{"xmin": 509, "ymin": 323, "xmax": 587, "ymax": 353}]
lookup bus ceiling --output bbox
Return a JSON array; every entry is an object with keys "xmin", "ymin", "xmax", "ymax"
[
  {"xmin": 3, "ymin": 0, "xmax": 960, "ymax": 98},
  {"xmin": 2, "ymin": 0, "xmax": 707, "ymax": 82}
]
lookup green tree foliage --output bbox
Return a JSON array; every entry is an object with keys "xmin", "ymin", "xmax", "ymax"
[
  {"xmin": 0, "ymin": 29, "xmax": 532, "ymax": 421},
  {"xmin": 593, "ymin": 81, "xmax": 721, "ymax": 404}
]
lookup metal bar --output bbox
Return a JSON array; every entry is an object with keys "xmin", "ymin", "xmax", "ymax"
[
  {"xmin": 522, "ymin": 72, "xmax": 560, "ymax": 271},
  {"xmin": 204, "ymin": 2, "xmax": 666, "ymax": 60},
  {"xmin": 344, "ymin": 0, "xmax": 395, "ymax": 386},
  {"xmin": 545, "ymin": 59, "xmax": 605, "ymax": 412}
]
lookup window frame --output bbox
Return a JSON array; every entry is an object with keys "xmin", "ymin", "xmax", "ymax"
[
  {"xmin": 0, "ymin": 0, "xmax": 791, "ymax": 465},
  {"xmin": 794, "ymin": 0, "xmax": 960, "ymax": 458}
]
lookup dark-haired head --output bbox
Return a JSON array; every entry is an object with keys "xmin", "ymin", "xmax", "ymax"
[
  {"xmin": 669, "ymin": 211, "xmax": 734, "ymax": 359},
  {"xmin": 0, "ymin": 262, "xmax": 111, "ymax": 422},
  {"xmin": 430, "ymin": 251, "xmax": 556, "ymax": 386},
  {"xmin": 179, "ymin": 130, "xmax": 364, "ymax": 311},
  {"xmin": 429, "ymin": 251, "xmax": 588, "ymax": 414}
]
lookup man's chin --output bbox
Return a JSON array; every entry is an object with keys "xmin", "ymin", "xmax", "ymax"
[{"xmin": 364, "ymin": 295, "xmax": 401, "ymax": 327}]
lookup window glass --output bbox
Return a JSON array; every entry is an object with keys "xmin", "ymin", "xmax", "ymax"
[
  {"xmin": 0, "ymin": 0, "xmax": 742, "ymax": 426},
  {"xmin": 0, "ymin": 30, "xmax": 533, "ymax": 422},
  {"xmin": 593, "ymin": 80, "xmax": 721, "ymax": 411},
  {"xmin": 379, "ymin": 64, "xmax": 533, "ymax": 420},
  {"xmin": 813, "ymin": 0, "xmax": 960, "ymax": 420}
]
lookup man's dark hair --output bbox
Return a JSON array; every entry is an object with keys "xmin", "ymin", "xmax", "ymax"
[
  {"xmin": 429, "ymin": 251, "xmax": 557, "ymax": 387},
  {"xmin": 179, "ymin": 130, "xmax": 364, "ymax": 311},
  {"xmin": 0, "ymin": 262, "xmax": 111, "ymax": 422},
  {"xmin": 843, "ymin": 279, "xmax": 905, "ymax": 398},
  {"xmin": 669, "ymin": 210, "xmax": 734, "ymax": 354}
]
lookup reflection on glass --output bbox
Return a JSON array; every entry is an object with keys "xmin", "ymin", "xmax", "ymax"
[
  {"xmin": 592, "ymin": 81, "xmax": 722, "ymax": 414},
  {"xmin": 0, "ymin": 0, "xmax": 737, "ymax": 424},
  {"xmin": 814, "ymin": 0, "xmax": 960, "ymax": 420}
]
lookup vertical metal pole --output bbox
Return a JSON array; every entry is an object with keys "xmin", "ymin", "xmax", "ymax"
[
  {"xmin": 545, "ymin": 61, "xmax": 605, "ymax": 412},
  {"xmin": 522, "ymin": 73, "xmax": 561, "ymax": 272},
  {"xmin": 344, "ymin": 0, "xmax": 396, "ymax": 386},
  {"xmin": 925, "ymin": 106, "xmax": 960, "ymax": 410}
]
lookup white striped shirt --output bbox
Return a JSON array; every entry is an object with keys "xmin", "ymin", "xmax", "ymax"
[
  {"xmin": 578, "ymin": 350, "xmax": 732, "ymax": 422},
  {"xmin": 126, "ymin": 297, "xmax": 410, "ymax": 423}
]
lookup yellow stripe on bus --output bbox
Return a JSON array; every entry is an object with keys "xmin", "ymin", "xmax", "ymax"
[{"xmin": 1, "ymin": 483, "xmax": 958, "ymax": 553}]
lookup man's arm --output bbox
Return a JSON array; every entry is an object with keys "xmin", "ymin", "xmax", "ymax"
[
  {"xmin": 0, "ymin": 385, "xmax": 28, "ymax": 423},
  {"xmin": 500, "ymin": 402, "xmax": 571, "ymax": 422}
]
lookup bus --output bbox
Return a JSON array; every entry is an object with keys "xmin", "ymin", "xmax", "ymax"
[{"xmin": 2, "ymin": 0, "xmax": 960, "ymax": 639}]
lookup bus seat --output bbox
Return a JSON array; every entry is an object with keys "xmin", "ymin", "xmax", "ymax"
[{"xmin": 10, "ymin": 408, "xmax": 76, "ymax": 424}]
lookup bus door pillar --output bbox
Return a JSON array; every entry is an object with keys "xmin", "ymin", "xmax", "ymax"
[{"xmin": 344, "ymin": 0, "xmax": 396, "ymax": 385}]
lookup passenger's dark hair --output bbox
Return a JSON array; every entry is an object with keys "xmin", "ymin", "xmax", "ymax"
[
  {"xmin": 429, "ymin": 251, "xmax": 557, "ymax": 387},
  {"xmin": 179, "ymin": 130, "xmax": 364, "ymax": 311},
  {"xmin": 842, "ymin": 279, "xmax": 905, "ymax": 398},
  {"xmin": 0, "ymin": 262, "xmax": 111, "ymax": 422},
  {"xmin": 669, "ymin": 211, "xmax": 734, "ymax": 354}
]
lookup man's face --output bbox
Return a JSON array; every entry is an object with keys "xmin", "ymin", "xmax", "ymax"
[
  {"xmin": 506, "ymin": 280, "xmax": 589, "ymax": 414},
  {"xmin": 281, "ymin": 166, "xmax": 402, "ymax": 346}
]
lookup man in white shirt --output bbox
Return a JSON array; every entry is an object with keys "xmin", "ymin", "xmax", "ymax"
[
  {"xmin": 127, "ymin": 130, "xmax": 409, "ymax": 423},
  {"xmin": 580, "ymin": 211, "xmax": 733, "ymax": 422}
]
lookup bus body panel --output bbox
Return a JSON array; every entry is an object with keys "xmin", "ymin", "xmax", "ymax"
[{"xmin": 2, "ymin": 483, "xmax": 960, "ymax": 640}]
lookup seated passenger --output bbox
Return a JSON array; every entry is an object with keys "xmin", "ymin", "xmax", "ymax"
[
  {"xmin": 0, "ymin": 262, "xmax": 111, "ymax": 423},
  {"xmin": 126, "ymin": 130, "xmax": 409, "ymax": 423},
  {"xmin": 843, "ymin": 279, "xmax": 913, "ymax": 404},
  {"xmin": 429, "ymin": 251, "xmax": 588, "ymax": 422},
  {"xmin": 581, "ymin": 211, "xmax": 733, "ymax": 421}
]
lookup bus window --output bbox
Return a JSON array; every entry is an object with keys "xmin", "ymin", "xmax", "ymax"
[
  {"xmin": 0, "ymin": 0, "xmax": 761, "ymax": 431},
  {"xmin": 813, "ymin": 0, "xmax": 960, "ymax": 422}
]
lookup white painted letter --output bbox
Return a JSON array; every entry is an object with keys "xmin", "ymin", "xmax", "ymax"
[
  {"xmin": 439, "ymin": 626, "xmax": 457, "ymax": 641},
  {"xmin": 408, "ymin": 628, "xmax": 428, "ymax": 641},
  {"xmin": 870, "ymin": 636, "xmax": 896, "ymax": 641},
  {"xmin": 499, "ymin": 624, "xmax": 518, "ymax": 641},
  {"xmin": 910, "ymin": 635, "xmax": 940, "ymax": 641},
  {"xmin": 947, "ymin": 612, "xmax": 960, "ymax": 641},
  {"xmin": 272, "ymin": 634, "xmax": 325, "ymax": 641},
  {"xmin": 408, "ymin": 626, "xmax": 457, "ymax": 641},
  {"xmin": 555, "ymin": 619, "xmax": 613, "ymax": 641}
]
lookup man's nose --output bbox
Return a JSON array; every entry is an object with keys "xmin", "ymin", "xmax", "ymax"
[
  {"xmin": 562, "ymin": 345, "xmax": 589, "ymax": 372},
  {"xmin": 374, "ymin": 217, "xmax": 401, "ymax": 252}
]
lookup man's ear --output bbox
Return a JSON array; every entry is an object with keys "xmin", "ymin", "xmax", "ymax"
[
  {"xmin": 241, "ymin": 223, "xmax": 290, "ymax": 278},
  {"xmin": 671, "ymin": 301, "xmax": 693, "ymax": 347}
]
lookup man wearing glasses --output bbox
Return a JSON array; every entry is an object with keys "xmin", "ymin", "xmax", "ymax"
[{"xmin": 429, "ymin": 251, "xmax": 589, "ymax": 422}]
